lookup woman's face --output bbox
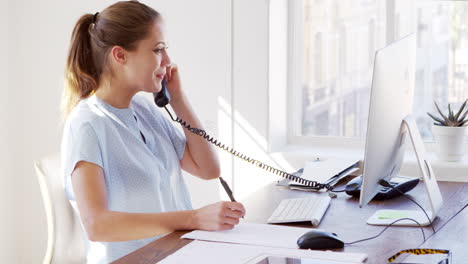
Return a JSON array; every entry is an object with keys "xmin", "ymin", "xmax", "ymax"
[{"xmin": 123, "ymin": 19, "xmax": 170, "ymax": 93}]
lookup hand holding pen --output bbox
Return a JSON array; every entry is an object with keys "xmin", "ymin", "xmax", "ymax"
[
  {"xmin": 190, "ymin": 177, "xmax": 245, "ymax": 231},
  {"xmin": 219, "ymin": 177, "xmax": 245, "ymax": 219}
]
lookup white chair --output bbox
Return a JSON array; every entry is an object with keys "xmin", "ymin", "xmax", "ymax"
[{"xmin": 35, "ymin": 154, "xmax": 87, "ymax": 264}]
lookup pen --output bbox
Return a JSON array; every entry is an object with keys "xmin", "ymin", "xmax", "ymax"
[
  {"xmin": 219, "ymin": 176, "xmax": 237, "ymax": 202},
  {"xmin": 219, "ymin": 177, "xmax": 244, "ymax": 218}
]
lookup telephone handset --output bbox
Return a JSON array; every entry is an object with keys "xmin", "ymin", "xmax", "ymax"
[
  {"xmin": 154, "ymin": 79, "xmax": 170, "ymax": 107},
  {"xmin": 152, "ymin": 80, "xmax": 334, "ymax": 191}
]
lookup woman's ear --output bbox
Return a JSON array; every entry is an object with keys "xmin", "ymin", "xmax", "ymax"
[{"xmin": 110, "ymin": 46, "xmax": 127, "ymax": 65}]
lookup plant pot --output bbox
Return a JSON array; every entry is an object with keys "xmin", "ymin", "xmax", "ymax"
[{"xmin": 432, "ymin": 125, "xmax": 467, "ymax": 162}]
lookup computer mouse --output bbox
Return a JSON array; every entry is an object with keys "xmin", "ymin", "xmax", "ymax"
[{"xmin": 297, "ymin": 230, "xmax": 344, "ymax": 250}]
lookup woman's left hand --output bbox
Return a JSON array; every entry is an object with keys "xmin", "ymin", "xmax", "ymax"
[{"xmin": 165, "ymin": 63, "xmax": 184, "ymax": 101}]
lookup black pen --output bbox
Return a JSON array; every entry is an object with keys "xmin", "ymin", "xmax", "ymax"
[
  {"xmin": 219, "ymin": 176, "xmax": 237, "ymax": 202},
  {"xmin": 219, "ymin": 177, "xmax": 244, "ymax": 218}
]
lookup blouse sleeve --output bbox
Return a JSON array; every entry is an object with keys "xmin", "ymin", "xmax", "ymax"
[{"xmin": 62, "ymin": 121, "xmax": 104, "ymax": 181}]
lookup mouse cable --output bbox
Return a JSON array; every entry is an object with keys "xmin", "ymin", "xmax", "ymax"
[
  {"xmin": 379, "ymin": 179, "xmax": 435, "ymax": 233},
  {"xmin": 164, "ymin": 106, "xmax": 335, "ymax": 191},
  {"xmin": 344, "ymin": 217, "xmax": 426, "ymax": 245}
]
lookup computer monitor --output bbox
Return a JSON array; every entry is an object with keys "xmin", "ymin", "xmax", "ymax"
[{"xmin": 359, "ymin": 33, "xmax": 443, "ymax": 226}]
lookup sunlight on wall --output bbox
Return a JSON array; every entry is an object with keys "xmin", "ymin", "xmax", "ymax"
[{"xmin": 218, "ymin": 96, "xmax": 296, "ymax": 200}]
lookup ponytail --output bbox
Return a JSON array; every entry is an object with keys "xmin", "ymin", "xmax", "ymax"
[
  {"xmin": 62, "ymin": 14, "xmax": 98, "ymax": 120},
  {"xmin": 61, "ymin": 1, "xmax": 160, "ymax": 120}
]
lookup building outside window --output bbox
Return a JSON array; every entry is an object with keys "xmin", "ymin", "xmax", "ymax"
[{"xmin": 296, "ymin": 0, "xmax": 468, "ymax": 142}]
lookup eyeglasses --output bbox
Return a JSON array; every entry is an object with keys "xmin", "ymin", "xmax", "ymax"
[{"xmin": 387, "ymin": 248, "xmax": 451, "ymax": 264}]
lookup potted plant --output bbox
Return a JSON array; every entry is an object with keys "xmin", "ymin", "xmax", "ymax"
[{"xmin": 427, "ymin": 99, "xmax": 468, "ymax": 161}]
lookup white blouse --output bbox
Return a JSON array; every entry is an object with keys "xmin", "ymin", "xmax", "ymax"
[{"xmin": 61, "ymin": 92, "xmax": 192, "ymax": 263}]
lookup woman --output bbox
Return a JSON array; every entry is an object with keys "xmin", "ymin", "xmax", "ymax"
[{"xmin": 61, "ymin": 1, "xmax": 245, "ymax": 263}]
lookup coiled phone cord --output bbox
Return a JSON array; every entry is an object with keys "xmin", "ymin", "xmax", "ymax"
[{"xmin": 164, "ymin": 106, "xmax": 335, "ymax": 191}]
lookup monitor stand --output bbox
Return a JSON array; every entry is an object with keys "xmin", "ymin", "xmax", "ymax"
[{"xmin": 367, "ymin": 115, "xmax": 443, "ymax": 226}]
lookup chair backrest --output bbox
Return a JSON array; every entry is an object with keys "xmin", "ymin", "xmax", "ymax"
[{"xmin": 35, "ymin": 154, "xmax": 87, "ymax": 264}]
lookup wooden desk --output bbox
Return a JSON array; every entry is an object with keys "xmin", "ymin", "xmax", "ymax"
[
  {"xmin": 113, "ymin": 181, "xmax": 468, "ymax": 263},
  {"xmin": 403, "ymin": 204, "xmax": 468, "ymax": 263}
]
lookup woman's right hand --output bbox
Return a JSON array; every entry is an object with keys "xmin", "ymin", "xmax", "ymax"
[{"xmin": 192, "ymin": 201, "xmax": 246, "ymax": 231}]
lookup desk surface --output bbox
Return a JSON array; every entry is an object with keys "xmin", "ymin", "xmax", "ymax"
[
  {"xmin": 404, "ymin": 203, "xmax": 468, "ymax": 263},
  {"xmin": 113, "ymin": 181, "xmax": 468, "ymax": 264}
]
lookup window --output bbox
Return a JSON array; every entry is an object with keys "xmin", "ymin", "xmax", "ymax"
[
  {"xmin": 368, "ymin": 20, "xmax": 375, "ymax": 66},
  {"xmin": 313, "ymin": 33, "xmax": 323, "ymax": 83},
  {"xmin": 339, "ymin": 25, "xmax": 347, "ymax": 74},
  {"xmin": 293, "ymin": 0, "xmax": 468, "ymax": 143}
]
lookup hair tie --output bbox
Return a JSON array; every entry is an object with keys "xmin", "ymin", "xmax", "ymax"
[{"xmin": 92, "ymin": 12, "xmax": 99, "ymax": 24}]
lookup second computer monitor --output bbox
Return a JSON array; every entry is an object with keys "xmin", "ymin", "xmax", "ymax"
[{"xmin": 359, "ymin": 34, "xmax": 416, "ymax": 207}]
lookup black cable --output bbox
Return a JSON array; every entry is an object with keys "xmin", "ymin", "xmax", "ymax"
[
  {"xmin": 345, "ymin": 217, "xmax": 426, "ymax": 245},
  {"xmin": 379, "ymin": 179, "xmax": 436, "ymax": 233},
  {"xmin": 434, "ymin": 203, "xmax": 468, "ymax": 233},
  {"xmin": 164, "ymin": 106, "xmax": 335, "ymax": 191},
  {"xmin": 345, "ymin": 202, "xmax": 468, "ymax": 257},
  {"xmin": 446, "ymin": 203, "xmax": 467, "ymax": 222},
  {"xmin": 325, "ymin": 162, "xmax": 361, "ymax": 194}
]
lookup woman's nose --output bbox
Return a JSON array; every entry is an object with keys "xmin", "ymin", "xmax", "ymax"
[{"xmin": 162, "ymin": 49, "xmax": 171, "ymax": 66}]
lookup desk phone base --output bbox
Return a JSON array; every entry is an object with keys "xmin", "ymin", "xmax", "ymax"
[{"xmin": 345, "ymin": 175, "xmax": 419, "ymax": 200}]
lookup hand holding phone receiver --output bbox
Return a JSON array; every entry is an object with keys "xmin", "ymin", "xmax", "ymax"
[{"xmin": 154, "ymin": 79, "xmax": 170, "ymax": 108}]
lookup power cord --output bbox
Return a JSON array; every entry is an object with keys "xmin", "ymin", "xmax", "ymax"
[
  {"xmin": 378, "ymin": 179, "xmax": 436, "ymax": 233},
  {"xmin": 432, "ymin": 202, "xmax": 467, "ymax": 235},
  {"xmin": 347, "ymin": 201, "xmax": 468, "ymax": 262},
  {"xmin": 445, "ymin": 203, "xmax": 467, "ymax": 223},
  {"xmin": 346, "ymin": 184, "xmax": 468, "ymax": 250},
  {"xmin": 345, "ymin": 179, "xmax": 443, "ymax": 246},
  {"xmin": 344, "ymin": 217, "xmax": 426, "ymax": 245}
]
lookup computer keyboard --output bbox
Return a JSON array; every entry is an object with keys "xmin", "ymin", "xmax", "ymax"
[{"xmin": 267, "ymin": 196, "xmax": 331, "ymax": 226}]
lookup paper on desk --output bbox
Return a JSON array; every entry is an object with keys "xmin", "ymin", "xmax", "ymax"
[
  {"xmin": 160, "ymin": 240, "xmax": 367, "ymax": 264},
  {"xmin": 182, "ymin": 222, "xmax": 316, "ymax": 249},
  {"xmin": 301, "ymin": 157, "xmax": 360, "ymax": 183}
]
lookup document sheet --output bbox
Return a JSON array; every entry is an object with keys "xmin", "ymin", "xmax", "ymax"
[
  {"xmin": 159, "ymin": 240, "xmax": 368, "ymax": 264},
  {"xmin": 182, "ymin": 222, "xmax": 314, "ymax": 249}
]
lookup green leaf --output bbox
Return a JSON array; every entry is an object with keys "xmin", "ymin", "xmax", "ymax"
[
  {"xmin": 448, "ymin": 104, "xmax": 454, "ymax": 121},
  {"xmin": 459, "ymin": 108, "xmax": 468, "ymax": 124},
  {"xmin": 434, "ymin": 101, "xmax": 449, "ymax": 123},
  {"xmin": 454, "ymin": 99, "xmax": 467, "ymax": 121},
  {"xmin": 427, "ymin": 112, "xmax": 447, "ymax": 125}
]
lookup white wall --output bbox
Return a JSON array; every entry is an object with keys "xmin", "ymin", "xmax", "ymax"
[
  {"xmin": 3, "ymin": 0, "xmax": 230, "ymax": 263},
  {"xmin": 1, "ymin": 0, "xmax": 17, "ymax": 262}
]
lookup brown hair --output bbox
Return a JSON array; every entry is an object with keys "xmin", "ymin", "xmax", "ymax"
[{"xmin": 62, "ymin": 0, "xmax": 160, "ymax": 119}]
